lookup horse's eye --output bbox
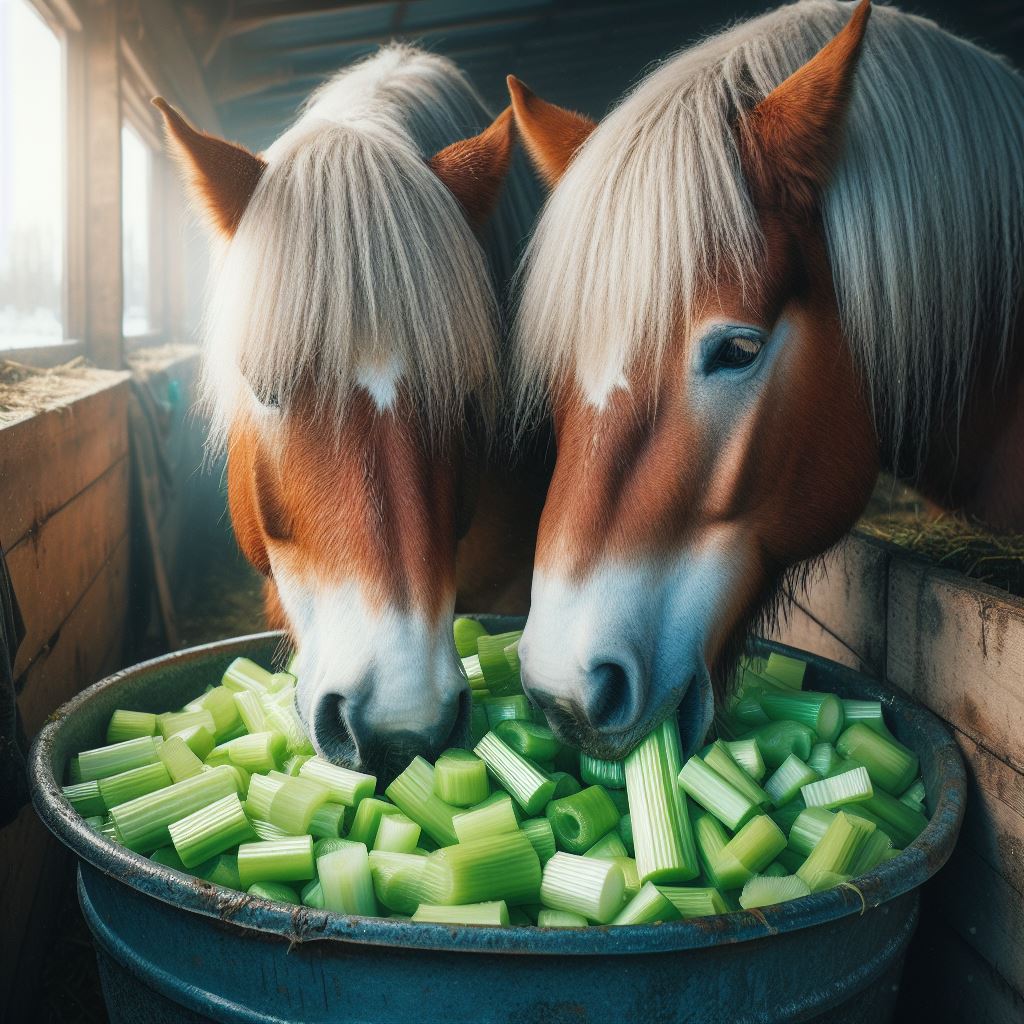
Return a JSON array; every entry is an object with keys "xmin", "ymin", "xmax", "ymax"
[
  {"xmin": 709, "ymin": 334, "xmax": 763, "ymax": 371},
  {"xmin": 249, "ymin": 381, "xmax": 280, "ymax": 409}
]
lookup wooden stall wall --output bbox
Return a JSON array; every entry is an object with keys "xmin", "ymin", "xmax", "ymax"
[
  {"xmin": 0, "ymin": 372, "xmax": 131, "ymax": 1016},
  {"xmin": 772, "ymin": 533, "xmax": 1024, "ymax": 1022}
]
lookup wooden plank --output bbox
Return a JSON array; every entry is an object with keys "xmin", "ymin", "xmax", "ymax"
[
  {"xmin": 931, "ymin": 843, "xmax": 1024, "ymax": 997},
  {"xmin": 0, "ymin": 375, "xmax": 130, "ymax": 550},
  {"xmin": 886, "ymin": 558, "xmax": 1024, "ymax": 772},
  {"xmin": 16, "ymin": 534, "xmax": 129, "ymax": 738},
  {"xmin": 8, "ymin": 457, "xmax": 130, "ymax": 677},
  {"xmin": 770, "ymin": 600, "xmax": 867, "ymax": 673}
]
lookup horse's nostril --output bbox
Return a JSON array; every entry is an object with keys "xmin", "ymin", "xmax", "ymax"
[
  {"xmin": 583, "ymin": 659, "xmax": 638, "ymax": 733},
  {"xmin": 310, "ymin": 693, "xmax": 357, "ymax": 766}
]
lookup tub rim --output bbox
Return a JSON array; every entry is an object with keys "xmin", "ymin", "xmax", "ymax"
[{"xmin": 29, "ymin": 631, "xmax": 965, "ymax": 957}]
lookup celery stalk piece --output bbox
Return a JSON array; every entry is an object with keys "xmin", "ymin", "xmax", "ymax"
[
  {"xmin": 419, "ymin": 831, "xmax": 541, "ymax": 906},
  {"xmin": 469, "ymin": 702, "xmax": 489, "ymax": 745},
  {"xmin": 521, "ymin": 817, "xmax": 557, "ymax": 865},
  {"xmin": 618, "ymin": 813, "xmax": 635, "ymax": 856},
  {"xmin": 187, "ymin": 686, "xmax": 242, "ymax": 739},
  {"xmin": 768, "ymin": 799, "xmax": 806, "ymax": 836},
  {"xmin": 195, "ymin": 852, "xmax": 242, "ymax": 891},
  {"xmin": 313, "ymin": 837, "xmax": 359, "ymax": 859},
  {"xmin": 373, "ymin": 811, "xmax": 422, "ymax": 853},
  {"xmin": 678, "ymin": 756, "xmax": 757, "ymax": 832},
  {"xmin": 539, "ymin": 852, "xmax": 624, "ymax": 924},
  {"xmin": 545, "ymin": 786, "xmax": 620, "ymax": 854},
  {"xmin": 836, "ymin": 724, "xmax": 919, "ymax": 795},
  {"xmin": 722, "ymin": 815, "xmax": 788, "ymax": 873},
  {"xmin": 227, "ymin": 731, "xmax": 287, "ymax": 774},
  {"xmin": 801, "ymin": 766, "xmax": 873, "ymax": 809},
  {"xmin": 386, "ymin": 758, "xmax": 460, "ymax": 847},
  {"xmin": 850, "ymin": 827, "xmax": 893, "ymax": 875},
  {"xmin": 177, "ymin": 724, "xmax": 216, "ymax": 761},
  {"xmin": 762, "ymin": 861, "xmax": 788, "ymax": 877},
  {"xmin": 369, "ymin": 851, "xmax": 429, "ymax": 914},
  {"xmin": 453, "ymin": 617, "xmax": 488, "ymax": 658},
  {"xmin": 247, "ymin": 881, "xmax": 300, "ymax": 904},
  {"xmin": 476, "ymin": 631, "xmax": 524, "ymax": 696},
  {"xmin": 808, "ymin": 742, "xmax": 842, "ymax": 778},
  {"xmin": 657, "ymin": 885, "xmax": 728, "ymax": 918},
  {"xmin": 348, "ymin": 797, "xmax": 398, "ymax": 847},
  {"xmin": 625, "ymin": 719, "xmax": 699, "ymax": 884},
  {"xmin": 537, "ymin": 908, "xmax": 589, "ymax": 928},
  {"xmin": 413, "ymin": 901, "xmax": 510, "ymax": 926},
  {"xmin": 298, "ymin": 757, "xmax": 376, "ymax": 806},
  {"xmin": 857, "ymin": 789, "xmax": 928, "ymax": 847},
  {"xmin": 453, "ymin": 793, "xmax": 519, "ymax": 843},
  {"xmin": 483, "ymin": 695, "xmax": 534, "ymax": 728},
  {"xmin": 474, "ymin": 732, "xmax": 556, "ymax": 815},
  {"xmin": 97, "ymin": 762, "xmax": 172, "ymax": 810},
  {"xmin": 264, "ymin": 703, "xmax": 314, "ymax": 756},
  {"xmin": 169, "ymin": 793, "xmax": 255, "ymax": 868},
  {"xmin": 150, "ymin": 845, "xmax": 187, "ymax": 870},
  {"xmin": 205, "ymin": 741, "xmax": 233, "ymax": 768},
  {"xmin": 245, "ymin": 773, "xmax": 285, "ymax": 821},
  {"xmin": 797, "ymin": 811, "xmax": 874, "ymax": 891},
  {"xmin": 607, "ymin": 856, "xmax": 641, "ymax": 900},
  {"xmin": 611, "ymin": 880, "xmax": 680, "ymax": 925},
  {"xmin": 233, "ymin": 691, "xmax": 266, "ymax": 735},
  {"xmin": 301, "ymin": 878, "xmax": 325, "ymax": 909},
  {"xmin": 318, "ymin": 842, "xmax": 378, "ymax": 916},
  {"xmin": 309, "ymin": 802, "xmax": 346, "ymax": 839},
  {"xmin": 743, "ymin": 721, "xmax": 816, "ymax": 768},
  {"xmin": 693, "ymin": 813, "xmax": 752, "ymax": 891},
  {"xmin": 841, "ymin": 699, "xmax": 890, "ymax": 736},
  {"xmin": 578, "ymin": 754, "xmax": 626, "ymax": 789},
  {"xmin": 730, "ymin": 696, "xmax": 771, "ymax": 727},
  {"xmin": 765, "ymin": 754, "xmax": 819, "ymax": 808},
  {"xmin": 763, "ymin": 652, "xmax": 807, "ymax": 690},
  {"xmin": 237, "ymin": 835, "xmax": 315, "ymax": 887},
  {"xmin": 67, "ymin": 756, "xmax": 82, "ymax": 784},
  {"xmin": 269, "ymin": 671, "xmax": 297, "ymax": 693},
  {"xmin": 283, "ymin": 753, "xmax": 313, "ymax": 778},
  {"xmin": 268, "ymin": 776, "xmax": 330, "ymax": 835},
  {"xmin": 583, "ymin": 832, "xmax": 629, "ymax": 860},
  {"xmin": 98, "ymin": 818, "xmax": 119, "ymax": 842},
  {"xmin": 63, "ymin": 780, "xmax": 107, "ymax": 817},
  {"xmin": 901, "ymin": 777, "xmax": 926, "ymax": 806},
  {"xmin": 548, "ymin": 772, "xmax": 582, "ymax": 800},
  {"xmin": 704, "ymin": 741, "xmax": 771, "ymax": 808},
  {"xmin": 222, "ymin": 657, "xmax": 274, "ymax": 694},
  {"xmin": 77, "ymin": 736, "xmax": 162, "ymax": 782},
  {"xmin": 251, "ymin": 818, "xmax": 291, "ymax": 842},
  {"xmin": 158, "ymin": 735, "xmax": 204, "ymax": 782},
  {"xmin": 739, "ymin": 873, "xmax": 811, "ymax": 909},
  {"xmin": 494, "ymin": 720, "xmax": 561, "ymax": 763},
  {"xmin": 159, "ymin": 709, "xmax": 217, "ymax": 740},
  {"xmin": 758, "ymin": 690, "xmax": 844, "ymax": 743},
  {"xmin": 106, "ymin": 710, "xmax": 158, "ymax": 745},
  {"xmin": 788, "ymin": 807, "xmax": 837, "ymax": 857},
  {"xmin": 774, "ymin": 847, "xmax": 805, "ymax": 874},
  {"xmin": 433, "ymin": 749, "xmax": 489, "ymax": 807},
  {"xmin": 109, "ymin": 765, "xmax": 240, "ymax": 852},
  {"xmin": 463, "ymin": 655, "xmax": 487, "ymax": 691}
]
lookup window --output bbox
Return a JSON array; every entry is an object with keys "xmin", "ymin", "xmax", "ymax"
[
  {"xmin": 0, "ymin": 0, "xmax": 65, "ymax": 350},
  {"xmin": 121, "ymin": 122, "xmax": 153, "ymax": 337}
]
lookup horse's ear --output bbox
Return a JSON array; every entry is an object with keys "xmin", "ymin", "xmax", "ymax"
[
  {"xmin": 506, "ymin": 76, "xmax": 596, "ymax": 188},
  {"xmin": 429, "ymin": 107, "xmax": 516, "ymax": 231},
  {"xmin": 153, "ymin": 97, "xmax": 265, "ymax": 237},
  {"xmin": 740, "ymin": 0, "xmax": 871, "ymax": 212}
]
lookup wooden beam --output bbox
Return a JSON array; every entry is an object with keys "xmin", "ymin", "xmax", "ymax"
[
  {"xmin": 83, "ymin": 0, "xmax": 124, "ymax": 369},
  {"xmin": 224, "ymin": 0, "xmax": 398, "ymax": 38}
]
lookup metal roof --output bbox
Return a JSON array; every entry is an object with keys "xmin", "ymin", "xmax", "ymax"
[{"xmin": 174, "ymin": 0, "xmax": 1024, "ymax": 149}]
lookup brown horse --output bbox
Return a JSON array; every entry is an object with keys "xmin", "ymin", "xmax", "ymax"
[
  {"xmin": 507, "ymin": 0, "xmax": 1024, "ymax": 759},
  {"xmin": 157, "ymin": 46, "xmax": 540, "ymax": 775}
]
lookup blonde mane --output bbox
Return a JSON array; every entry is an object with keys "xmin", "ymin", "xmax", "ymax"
[
  {"xmin": 204, "ymin": 44, "xmax": 538, "ymax": 446},
  {"xmin": 513, "ymin": 0, "xmax": 1024, "ymax": 467}
]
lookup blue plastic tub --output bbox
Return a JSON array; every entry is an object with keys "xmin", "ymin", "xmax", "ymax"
[{"xmin": 29, "ymin": 626, "xmax": 965, "ymax": 1024}]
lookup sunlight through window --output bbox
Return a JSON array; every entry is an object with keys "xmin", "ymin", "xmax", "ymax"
[
  {"xmin": 0, "ymin": 0, "xmax": 65, "ymax": 350},
  {"xmin": 122, "ymin": 122, "xmax": 153, "ymax": 337}
]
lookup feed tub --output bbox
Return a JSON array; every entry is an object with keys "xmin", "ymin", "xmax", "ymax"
[{"xmin": 29, "ymin": 625, "xmax": 965, "ymax": 1024}]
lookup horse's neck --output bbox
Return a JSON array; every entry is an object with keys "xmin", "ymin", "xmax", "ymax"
[{"xmin": 895, "ymin": 312, "xmax": 1024, "ymax": 532}]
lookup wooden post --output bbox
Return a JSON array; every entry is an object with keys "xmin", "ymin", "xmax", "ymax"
[{"xmin": 83, "ymin": 0, "xmax": 124, "ymax": 369}]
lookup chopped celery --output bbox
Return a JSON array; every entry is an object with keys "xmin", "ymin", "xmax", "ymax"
[
  {"xmin": 247, "ymin": 881, "xmax": 299, "ymax": 904},
  {"xmin": 158, "ymin": 709, "xmax": 217, "ymax": 740},
  {"xmin": 704, "ymin": 741, "xmax": 771, "ymax": 808},
  {"xmin": 237, "ymin": 836, "xmax": 315, "ymax": 887},
  {"xmin": 744, "ymin": 721, "xmax": 816, "ymax": 768},
  {"xmin": 228, "ymin": 731, "xmax": 287, "ymax": 773},
  {"xmin": 268, "ymin": 776, "xmax": 330, "ymax": 834},
  {"xmin": 788, "ymin": 807, "xmax": 836, "ymax": 857},
  {"xmin": 841, "ymin": 699, "xmax": 890, "ymax": 736},
  {"xmin": 433, "ymin": 749, "xmax": 489, "ymax": 807},
  {"xmin": 187, "ymin": 686, "xmax": 242, "ymax": 739},
  {"xmin": 610, "ymin": 881, "xmax": 679, "ymax": 925},
  {"xmin": 298, "ymin": 757, "xmax": 376, "ymax": 806},
  {"xmin": 545, "ymin": 786, "xmax": 619, "ymax": 855},
  {"xmin": 453, "ymin": 617, "xmax": 488, "ymax": 658},
  {"xmin": 537, "ymin": 908, "xmax": 588, "ymax": 928},
  {"xmin": 539, "ymin": 852, "xmax": 624, "ymax": 924},
  {"xmin": 495, "ymin": 720, "xmax": 561, "ymax": 763},
  {"xmin": 483, "ymin": 694, "xmax": 533, "ymax": 728},
  {"xmin": 474, "ymin": 732, "xmax": 555, "ymax": 815},
  {"xmin": 579, "ymin": 754, "xmax": 626, "ymax": 789},
  {"xmin": 739, "ymin": 873, "xmax": 811, "ymax": 908},
  {"xmin": 222, "ymin": 657, "xmax": 274, "ymax": 694},
  {"xmin": 106, "ymin": 710, "xmax": 158, "ymax": 745},
  {"xmin": 836, "ymin": 724, "xmax": 918, "ymax": 795},
  {"xmin": 373, "ymin": 811, "xmax": 422, "ymax": 853},
  {"xmin": 677, "ymin": 756, "xmax": 756, "ymax": 831},
  {"xmin": 693, "ymin": 813, "xmax": 752, "ymax": 891},
  {"xmin": 233, "ymin": 691, "xmax": 266, "ymax": 735},
  {"xmin": 476, "ymin": 631, "xmax": 524, "ymax": 696},
  {"xmin": 413, "ymin": 901, "xmax": 509, "ymax": 926},
  {"xmin": 763, "ymin": 652, "xmax": 807, "ymax": 689},
  {"xmin": 801, "ymin": 766, "xmax": 873, "ymax": 809},
  {"xmin": 63, "ymin": 780, "xmax": 107, "ymax": 817},
  {"xmin": 369, "ymin": 851, "xmax": 429, "ymax": 914},
  {"xmin": 548, "ymin": 771, "xmax": 582, "ymax": 800},
  {"xmin": 309, "ymin": 802, "xmax": 346, "ymax": 839},
  {"xmin": 318, "ymin": 842, "xmax": 377, "ymax": 916},
  {"xmin": 797, "ymin": 812, "xmax": 874, "ymax": 891},
  {"xmin": 725, "ymin": 739, "xmax": 766, "ymax": 781},
  {"xmin": 583, "ymin": 832, "xmax": 628, "ymax": 860},
  {"xmin": 721, "ymin": 815, "xmax": 787, "ymax": 873},
  {"xmin": 244, "ymin": 773, "xmax": 284, "ymax": 821},
  {"xmin": 348, "ymin": 797, "xmax": 399, "ymax": 847},
  {"xmin": 419, "ymin": 832, "xmax": 541, "ymax": 906},
  {"xmin": 520, "ymin": 817, "xmax": 557, "ymax": 865},
  {"xmin": 169, "ymin": 794, "xmax": 254, "ymax": 868},
  {"xmin": 97, "ymin": 762, "xmax": 172, "ymax": 809},
  {"xmin": 658, "ymin": 885, "xmax": 728, "ymax": 918},
  {"xmin": 807, "ymin": 742, "xmax": 842, "ymax": 778},
  {"xmin": 453, "ymin": 792, "xmax": 519, "ymax": 843},
  {"xmin": 158, "ymin": 735, "xmax": 204, "ymax": 782},
  {"xmin": 385, "ymin": 758, "xmax": 459, "ymax": 846},
  {"xmin": 764, "ymin": 754, "xmax": 819, "ymax": 808},
  {"xmin": 758, "ymin": 690, "xmax": 843, "ymax": 743},
  {"xmin": 78, "ymin": 736, "xmax": 162, "ymax": 782}
]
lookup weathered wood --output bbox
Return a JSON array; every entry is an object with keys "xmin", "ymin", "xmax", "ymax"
[
  {"xmin": 772, "ymin": 601, "xmax": 865, "ymax": 674},
  {"xmin": 0, "ymin": 374, "xmax": 130, "ymax": 551},
  {"xmin": 886, "ymin": 559, "xmax": 1024, "ymax": 773},
  {"xmin": 8, "ymin": 456, "xmax": 130, "ymax": 677},
  {"xmin": 16, "ymin": 534, "xmax": 129, "ymax": 737},
  {"xmin": 83, "ymin": 0, "xmax": 124, "ymax": 369}
]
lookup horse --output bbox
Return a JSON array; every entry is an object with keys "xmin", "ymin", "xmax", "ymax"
[
  {"xmin": 506, "ymin": 0, "xmax": 1024, "ymax": 760},
  {"xmin": 156, "ymin": 45, "xmax": 540, "ymax": 776}
]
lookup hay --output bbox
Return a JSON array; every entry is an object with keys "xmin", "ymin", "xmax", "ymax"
[{"xmin": 0, "ymin": 358, "xmax": 125, "ymax": 426}]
